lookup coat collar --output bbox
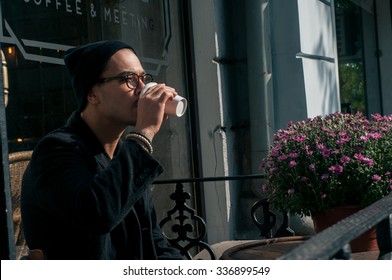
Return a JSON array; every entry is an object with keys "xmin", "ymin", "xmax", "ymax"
[{"xmin": 66, "ymin": 111, "xmax": 123, "ymax": 165}]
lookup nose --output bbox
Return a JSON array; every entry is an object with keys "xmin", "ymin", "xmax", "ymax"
[
  {"xmin": 135, "ymin": 80, "xmax": 145, "ymax": 96},
  {"xmin": 139, "ymin": 79, "xmax": 146, "ymax": 89}
]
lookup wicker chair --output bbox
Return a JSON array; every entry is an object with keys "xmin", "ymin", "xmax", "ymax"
[{"xmin": 9, "ymin": 150, "xmax": 33, "ymax": 259}]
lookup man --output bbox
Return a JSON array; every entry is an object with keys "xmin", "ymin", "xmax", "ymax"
[{"xmin": 21, "ymin": 40, "xmax": 183, "ymax": 259}]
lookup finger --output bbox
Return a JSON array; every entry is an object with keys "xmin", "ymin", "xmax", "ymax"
[
  {"xmin": 158, "ymin": 91, "xmax": 177, "ymax": 103},
  {"xmin": 148, "ymin": 84, "xmax": 177, "ymax": 97}
]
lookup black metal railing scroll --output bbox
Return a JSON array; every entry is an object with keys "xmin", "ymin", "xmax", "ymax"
[
  {"xmin": 158, "ymin": 182, "xmax": 214, "ymax": 260},
  {"xmin": 251, "ymin": 197, "xmax": 296, "ymax": 239},
  {"xmin": 155, "ymin": 174, "xmax": 265, "ymax": 259},
  {"xmin": 251, "ymin": 199, "xmax": 276, "ymax": 238}
]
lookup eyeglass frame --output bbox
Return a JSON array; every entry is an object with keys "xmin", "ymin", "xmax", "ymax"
[{"xmin": 96, "ymin": 71, "xmax": 153, "ymax": 90}]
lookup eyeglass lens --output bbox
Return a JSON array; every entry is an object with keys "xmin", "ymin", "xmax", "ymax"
[{"xmin": 127, "ymin": 74, "xmax": 153, "ymax": 89}]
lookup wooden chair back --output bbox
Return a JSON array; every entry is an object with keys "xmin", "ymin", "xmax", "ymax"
[{"xmin": 9, "ymin": 150, "xmax": 32, "ymax": 259}]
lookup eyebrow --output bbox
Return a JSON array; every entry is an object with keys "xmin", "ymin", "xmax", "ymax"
[
  {"xmin": 117, "ymin": 71, "xmax": 135, "ymax": 76},
  {"xmin": 118, "ymin": 70, "xmax": 146, "ymax": 76}
]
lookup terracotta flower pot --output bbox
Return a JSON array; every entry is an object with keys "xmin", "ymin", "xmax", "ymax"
[{"xmin": 312, "ymin": 205, "xmax": 378, "ymax": 253}]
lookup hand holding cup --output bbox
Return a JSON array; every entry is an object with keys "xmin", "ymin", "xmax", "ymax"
[{"xmin": 141, "ymin": 82, "xmax": 187, "ymax": 117}]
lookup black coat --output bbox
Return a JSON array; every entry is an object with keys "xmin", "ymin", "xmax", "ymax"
[{"xmin": 21, "ymin": 111, "xmax": 182, "ymax": 260}]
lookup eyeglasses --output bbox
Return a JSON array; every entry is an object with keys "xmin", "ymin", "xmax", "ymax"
[{"xmin": 97, "ymin": 72, "xmax": 153, "ymax": 89}]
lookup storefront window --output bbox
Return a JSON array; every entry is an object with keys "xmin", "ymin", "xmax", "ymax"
[
  {"xmin": 1, "ymin": 0, "xmax": 181, "ymax": 153},
  {"xmin": 1, "ymin": 0, "xmax": 194, "ymax": 226}
]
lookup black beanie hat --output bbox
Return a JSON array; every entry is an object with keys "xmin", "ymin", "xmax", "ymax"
[{"xmin": 64, "ymin": 40, "xmax": 135, "ymax": 111}]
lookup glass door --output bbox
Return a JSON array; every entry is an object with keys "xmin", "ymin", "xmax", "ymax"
[{"xmin": 335, "ymin": 0, "xmax": 391, "ymax": 116}]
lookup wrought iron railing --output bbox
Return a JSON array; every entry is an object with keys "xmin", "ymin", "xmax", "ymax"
[
  {"xmin": 154, "ymin": 174, "xmax": 266, "ymax": 260},
  {"xmin": 157, "ymin": 175, "xmax": 392, "ymax": 260}
]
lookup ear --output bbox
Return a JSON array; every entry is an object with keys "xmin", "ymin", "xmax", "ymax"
[{"xmin": 86, "ymin": 87, "xmax": 101, "ymax": 105}]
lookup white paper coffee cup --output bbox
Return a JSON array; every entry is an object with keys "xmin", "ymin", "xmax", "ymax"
[{"xmin": 141, "ymin": 82, "xmax": 187, "ymax": 117}]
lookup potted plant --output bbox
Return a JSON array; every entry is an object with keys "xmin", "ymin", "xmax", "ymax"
[{"xmin": 260, "ymin": 112, "xmax": 392, "ymax": 252}]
